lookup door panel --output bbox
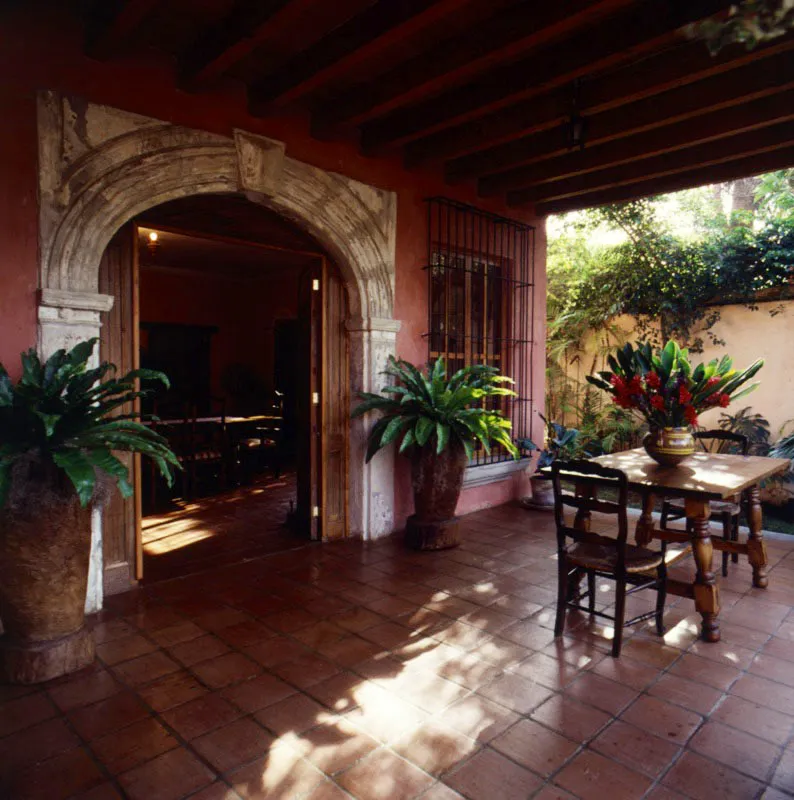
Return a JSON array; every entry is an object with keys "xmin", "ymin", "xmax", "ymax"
[
  {"xmin": 322, "ymin": 260, "xmax": 348, "ymax": 540},
  {"xmin": 297, "ymin": 264, "xmax": 322, "ymax": 540},
  {"xmin": 98, "ymin": 223, "xmax": 141, "ymax": 594}
]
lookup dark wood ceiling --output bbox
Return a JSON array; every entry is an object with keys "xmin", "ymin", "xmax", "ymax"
[{"xmin": 77, "ymin": 0, "xmax": 794, "ymax": 215}]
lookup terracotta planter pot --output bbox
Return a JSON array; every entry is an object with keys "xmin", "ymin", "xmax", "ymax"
[
  {"xmin": 643, "ymin": 426, "xmax": 695, "ymax": 468},
  {"xmin": 0, "ymin": 466, "xmax": 95, "ymax": 683},
  {"xmin": 406, "ymin": 440, "xmax": 467, "ymax": 550}
]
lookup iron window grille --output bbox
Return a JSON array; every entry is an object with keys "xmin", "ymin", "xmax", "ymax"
[{"xmin": 425, "ymin": 197, "xmax": 536, "ymax": 467}]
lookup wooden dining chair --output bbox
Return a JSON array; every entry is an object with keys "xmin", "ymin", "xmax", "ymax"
[
  {"xmin": 660, "ymin": 430, "xmax": 749, "ymax": 577},
  {"xmin": 183, "ymin": 396, "xmax": 230, "ymax": 497},
  {"xmin": 551, "ymin": 459, "xmax": 668, "ymax": 658}
]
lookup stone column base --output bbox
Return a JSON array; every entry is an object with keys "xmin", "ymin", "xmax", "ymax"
[
  {"xmin": 0, "ymin": 627, "xmax": 95, "ymax": 684},
  {"xmin": 405, "ymin": 515, "xmax": 461, "ymax": 551}
]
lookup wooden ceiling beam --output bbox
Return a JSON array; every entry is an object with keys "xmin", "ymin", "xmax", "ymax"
[
  {"xmin": 248, "ymin": 0, "xmax": 465, "ymax": 113},
  {"xmin": 479, "ymin": 88, "xmax": 794, "ymax": 196},
  {"xmin": 512, "ymin": 122, "xmax": 794, "ymax": 206},
  {"xmin": 179, "ymin": 0, "xmax": 308, "ymax": 87},
  {"xmin": 406, "ymin": 36, "xmax": 794, "ymax": 168},
  {"xmin": 84, "ymin": 0, "xmax": 160, "ymax": 60},
  {"xmin": 358, "ymin": 0, "xmax": 730, "ymax": 150},
  {"xmin": 446, "ymin": 49, "xmax": 794, "ymax": 182},
  {"xmin": 313, "ymin": 0, "xmax": 628, "ymax": 132},
  {"xmin": 530, "ymin": 145, "xmax": 794, "ymax": 215}
]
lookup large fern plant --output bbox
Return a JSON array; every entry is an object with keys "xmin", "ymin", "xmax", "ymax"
[
  {"xmin": 352, "ymin": 356, "xmax": 519, "ymax": 462},
  {"xmin": 0, "ymin": 339, "xmax": 178, "ymax": 508}
]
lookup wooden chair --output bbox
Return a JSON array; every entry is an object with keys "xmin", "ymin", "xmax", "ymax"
[
  {"xmin": 660, "ymin": 430, "xmax": 749, "ymax": 577},
  {"xmin": 148, "ymin": 401, "xmax": 192, "ymax": 511},
  {"xmin": 181, "ymin": 397, "xmax": 230, "ymax": 498},
  {"xmin": 551, "ymin": 459, "xmax": 668, "ymax": 658}
]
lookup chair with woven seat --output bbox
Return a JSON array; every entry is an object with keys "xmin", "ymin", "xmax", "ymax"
[
  {"xmin": 551, "ymin": 459, "xmax": 668, "ymax": 658},
  {"xmin": 660, "ymin": 429, "xmax": 749, "ymax": 577}
]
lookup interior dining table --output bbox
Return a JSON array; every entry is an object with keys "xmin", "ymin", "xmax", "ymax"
[{"xmin": 578, "ymin": 448, "xmax": 790, "ymax": 643}]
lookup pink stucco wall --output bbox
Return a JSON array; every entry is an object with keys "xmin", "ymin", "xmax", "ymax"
[{"xmin": 0, "ymin": 5, "xmax": 547, "ymax": 530}]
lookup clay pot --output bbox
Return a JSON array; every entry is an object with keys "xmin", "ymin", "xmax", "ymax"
[
  {"xmin": 530, "ymin": 476, "xmax": 554, "ymax": 508},
  {"xmin": 0, "ymin": 464, "xmax": 95, "ymax": 683},
  {"xmin": 643, "ymin": 426, "xmax": 695, "ymax": 468},
  {"xmin": 406, "ymin": 440, "xmax": 467, "ymax": 550}
]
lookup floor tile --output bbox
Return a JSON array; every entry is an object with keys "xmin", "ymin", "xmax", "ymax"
[
  {"xmin": 443, "ymin": 747, "xmax": 542, "ymax": 800},
  {"xmin": 67, "ymin": 691, "xmax": 150, "ymax": 740},
  {"xmin": 161, "ymin": 693, "xmax": 242, "ymax": 740},
  {"xmin": 393, "ymin": 720, "xmax": 480, "ymax": 777},
  {"xmin": 292, "ymin": 717, "xmax": 380, "ymax": 775},
  {"xmin": 192, "ymin": 718, "xmax": 274, "ymax": 773},
  {"xmin": 112, "ymin": 651, "xmax": 181, "ymax": 687},
  {"xmin": 554, "ymin": 749, "xmax": 653, "ymax": 800},
  {"xmin": 220, "ymin": 673, "xmax": 296, "ymax": 713},
  {"xmin": 167, "ymin": 634, "xmax": 232, "ymax": 667},
  {"xmin": 435, "ymin": 693, "xmax": 520, "ymax": 744},
  {"xmin": 90, "ymin": 717, "xmax": 178, "ymax": 774},
  {"xmin": 0, "ymin": 717, "xmax": 80, "ymax": 772},
  {"xmin": 138, "ymin": 669, "xmax": 207, "ymax": 711},
  {"xmin": 530, "ymin": 694, "xmax": 612, "ymax": 742},
  {"xmin": 192, "ymin": 653, "xmax": 261, "ymax": 689},
  {"xmin": 564, "ymin": 672, "xmax": 639, "ymax": 715},
  {"xmin": 620, "ymin": 695, "xmax": 703, "ymax": 744},
  {"xmin": 647, "ymin": 672, "xmax": 723, "ymax": 715},
  {"xmin": 662, "ymin": 749, "xmax": 764, "ymax": 800},
  {"xmin": 689, "ymin": 721, "xmax": 782, "ymax": 782},
  {"xmin": 47, "ymin": 669, "xmax": 122, "ymax": 711},
  {"xmin": 118, "ymin": 746, "xmax": 215, "ymax": 800},
  {"xmin": 227, "ymin": 744, "xmax": 330, "ymax": 799},
  {"xmin": 0, "ymin": 691, "xmax": 57, "ymax": 738},
  {"xmin": 475, "ymin": 671, "xmax": 555, "ymax": 714},
  {"xmin": 336, "ymin": 748, "xmax": 434, "ymax": 799},
  {"xmin": 590, "ymin": 719, "xmax": 681, "ymax": 778},
  {"xmin": 710, "ymin": 694, "xmax": 794, "ymax": 746},
  {"xmin": 490, "ymin": 718, "xmax": 579, "ymax": 777},
  {"xmin": 96, "ymin": 634, "xmax": 158, "ymax": 666},
  {"xmin": 2, "ymin": 746, "xmax": 105, "ymax": 800}
]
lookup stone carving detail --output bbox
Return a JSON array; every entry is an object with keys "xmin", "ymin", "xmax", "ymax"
[{"xmin": 37, "ymin": 91, "xmax": 399, "ymax": 611}]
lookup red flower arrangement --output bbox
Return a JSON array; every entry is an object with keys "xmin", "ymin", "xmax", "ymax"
[{"xmin": 587, "ymin": 341, "xmax": 763, "ymax": 431}]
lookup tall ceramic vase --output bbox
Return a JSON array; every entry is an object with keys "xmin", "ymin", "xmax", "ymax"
[
  {"xmin": 643, "ymin": 426, "xmax": 695, "ymax": 468},
  {"xmin": 0, "ymin": 464, "xmax": 95, "ymax": 684},
  {"xmin": 405, "ymin": 440, "xmax": 468, "ymax": 550}
]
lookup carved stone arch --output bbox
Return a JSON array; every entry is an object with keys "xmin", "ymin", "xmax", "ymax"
[{"xmin": 37, "ymin": 92, "xmax": 399, "ymax": 613}]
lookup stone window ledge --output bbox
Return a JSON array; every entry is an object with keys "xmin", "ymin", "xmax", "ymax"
[{"xmin": 463, "ymin": 457, "xmax": 532, "ymax": 489}]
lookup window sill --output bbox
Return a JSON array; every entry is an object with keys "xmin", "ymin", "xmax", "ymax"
[{"xmin": 463, "ymin": 457, "xmax": 532, "ymax": 489}]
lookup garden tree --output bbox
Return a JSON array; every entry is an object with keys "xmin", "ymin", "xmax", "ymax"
[{"xmin": 546, "ymin": 170, "xmax": 794, "ymax": 442}]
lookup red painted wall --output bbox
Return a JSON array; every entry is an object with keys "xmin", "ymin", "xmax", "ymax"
[
  {"xmin": 139, "ymin": 268, "xmax": 300, "ymax": 406},
  {"xmin": 0, "ymin": 5, "xmax": 547, "ymax": 528}
]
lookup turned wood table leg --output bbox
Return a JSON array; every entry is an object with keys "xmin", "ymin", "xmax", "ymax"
[
  {"xmin": 686, "ymin": 497, "xmax": 720, "ymax": 643},
  {"xmin": 636, "ymin": 492, "xmax": 656, "ymax": 547},
  {"xmin": 746, "ymin": 484, "xmax": 769, "ymax": 589}
]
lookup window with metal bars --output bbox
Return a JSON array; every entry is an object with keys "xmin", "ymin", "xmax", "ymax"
[{"xmin": 425, "ymin": 197, "xmax": 536, "ymax": 467}]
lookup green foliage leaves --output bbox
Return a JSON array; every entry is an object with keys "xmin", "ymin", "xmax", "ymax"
[
  {"xmin": 0, "ymin": 339, "xmax": 178, "ymax": 508},
  {"xmin": 547, "ymin": 197, "xmax": 794, "ymax": 353},
  {"xmin": 351, "ymin": 356, "xmax": 520, "ymax": 463}
]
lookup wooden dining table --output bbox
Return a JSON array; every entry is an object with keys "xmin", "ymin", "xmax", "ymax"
[{"xmin": 586, "ymin": 448, "xmax": 790, "ymax": 643}]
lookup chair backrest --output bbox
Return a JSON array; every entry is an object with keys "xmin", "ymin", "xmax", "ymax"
[
  {"xmin": 694, "ymin": 429, "xmax": 749, "ymax": 456},
  {"xmin": 551, "ymin": 459, "xmax": 631, "ymax": 571}
]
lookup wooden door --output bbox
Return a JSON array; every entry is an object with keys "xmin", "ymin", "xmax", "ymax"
[
  {"xmin": 321, "ymin": 259, "xmax": 348, "ymax": 540},
  {"xmin": 296, "ymin": 259, "xmax": 348, "ymax": 541},
  {"xmin": 296, "ymin": 264, "xmax": 322, "ymax": 540},
  {"xmin": 98, "ymin": 223, "xmax": 142, "ymax": 594}
]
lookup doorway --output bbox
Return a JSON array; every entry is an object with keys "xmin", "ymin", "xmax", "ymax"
[{"xmin": 98, "ymin": 194, "xmax": 349, "ymax": 591}]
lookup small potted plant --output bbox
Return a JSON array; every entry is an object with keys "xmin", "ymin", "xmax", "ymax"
[
  {"xmin": 352, "ymin": 356, "xmax": 518, "ymax": 550},
  {"xmin": 519, "ymin": 416, "xmax": 581, "ymax": 509},
  {"xmin": 0, "ymin": 339, "xmax": 178, "ymax": 683},
  {"xmin": 586, "ymin": 340, "xmax": 763, "ymax": 467}
]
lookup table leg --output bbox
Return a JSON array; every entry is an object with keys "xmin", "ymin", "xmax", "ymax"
[
  {"xmin": 686, "ymin": 498, "xmax": 720, "ymax": 643},
  {"xmin": 636, "ymin": 492, "xmax": 656, "ymax": 547},
  {"xmin": 746, "ymin": 484, "xmax": 769, "ymax": 589}
]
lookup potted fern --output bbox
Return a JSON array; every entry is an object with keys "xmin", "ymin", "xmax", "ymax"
[
  {"xmin": 352, "ymin": 357, "xmax": 518, "ymax": 550},
  {"xmin": 0, "ymin": 339, "xmax": 178, "ymax": 683}
]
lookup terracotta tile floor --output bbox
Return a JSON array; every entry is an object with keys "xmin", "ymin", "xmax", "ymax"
[
  {"xmin": 142, "ymin": 473, "xmax": 302, "ymax": 583},
  {"xmin": 3, "ymin": 504, "xmax": 794, "ymax": 799}
]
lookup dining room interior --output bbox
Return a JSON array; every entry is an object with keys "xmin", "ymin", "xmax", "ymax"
[{"xmin": 110, "ymin": 194, "xmax": 337, "ymax": 585}]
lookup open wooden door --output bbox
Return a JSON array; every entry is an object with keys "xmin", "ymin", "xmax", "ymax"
[
  {"xmin": 296, "ymin": 258, "xmax": 348, "ymax": 541},
  {"xmin": 99, "ymin": 223, "xmax": 142, "ymax": 594},
  {"xmin": 321, "ymin": 258, "xmax": 348, "ymax": 540}
]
